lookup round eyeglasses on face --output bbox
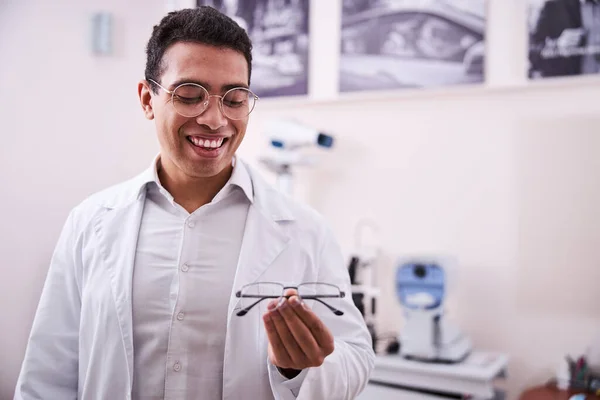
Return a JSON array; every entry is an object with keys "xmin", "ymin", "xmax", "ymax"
[{"xmin": 147, "ymin": 79, "xmax": 259, "ymax": 121}]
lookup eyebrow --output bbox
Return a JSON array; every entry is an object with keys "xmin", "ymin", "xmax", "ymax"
[{"xmin": 169, "ymin": 78, "xmax": 249, "ymax": 92}]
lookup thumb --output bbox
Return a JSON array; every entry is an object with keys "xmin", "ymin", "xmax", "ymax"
[{"xmin": 267, "ymin": 299, "xmax": 278, "ymax": 311}]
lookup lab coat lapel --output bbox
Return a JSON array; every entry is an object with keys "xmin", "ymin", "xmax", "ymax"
[
  {"xmin": 228, "ymin": 163, "xmax": 296, "ymax": 308},
  {"xmin": 236, "ymin": 206, "xmax": 290, "ymax": 285},
  {"xmin": 93, "ymin": 194, "xmax": 146, "ymax": 391},
  {"xmin": 222, "ymin": 165, "xmax": 294, "ymax": 400}
]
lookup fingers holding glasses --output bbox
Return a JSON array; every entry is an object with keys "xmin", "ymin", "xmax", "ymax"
[
  {"xmin": 280, "ymin": 289, "xmax": 335, "ymax": 355},
  {"xmin": 278, "ymin": 295, "xmax": 329, "ymax": 365},
  {"xmin": 285, "ymin": 297, "xmax": 335, "ymax": 357},
  {"xmin": 264, "ymin": 298, "xmax": 308, "ymax": 369},
  {"xmin": 263, "ymin": 289, "xmax": 334, "ymax": 370}
]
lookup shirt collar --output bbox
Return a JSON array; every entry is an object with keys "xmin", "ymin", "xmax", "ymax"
[
  {"xmin": 142, "ymin": 154, "xmax": 254, "ymax": 204},
  {"xmin": 213, "ymin": 155, "xmax": 254, "ymax": 204}
]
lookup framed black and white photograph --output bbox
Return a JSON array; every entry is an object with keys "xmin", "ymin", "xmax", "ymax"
[
  {"xmin": 197, "ymin": 0, "xmax": 310, "ymax": 98},
  {"xmin": 339, "ymin": 0, "xmax": 487, "ymax": 93},
  {"xmin": 528, "ymin": 0, "xmax": 600, "ymax": 80}
]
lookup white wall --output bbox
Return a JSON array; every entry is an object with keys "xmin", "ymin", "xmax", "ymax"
[
  {"xmin": 1, "ymin": 0, "xmax": 599, "ymax": 399},
  {"xmin": 0, "ymin": 0, "xmax": 167, "ymax": 396}
]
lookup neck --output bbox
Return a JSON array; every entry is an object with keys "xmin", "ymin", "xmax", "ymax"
[{"xmin": 158, "ymin": 157, "xmax": 233, "ymax": 213}]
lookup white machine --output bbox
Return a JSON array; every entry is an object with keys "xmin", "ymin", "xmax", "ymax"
[
  {"xmin": 357, "ymin": 258, "xmax": 508, "ymax": 400},
  {"xmin": 259, "ymin": 118, "xmax": 334, "ymax": 195},
  {"xmin": 396, "ymin": 258, "xmax": 472, "ymax": 363}
]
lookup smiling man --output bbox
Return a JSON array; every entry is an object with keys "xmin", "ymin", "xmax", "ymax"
[{"xmin": 14, "ymin": 6, "xmax": 374, "ymax": 400}]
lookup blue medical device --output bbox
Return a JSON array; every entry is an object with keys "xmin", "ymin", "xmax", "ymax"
[
  {"xmin": 395, "ymin": 258, "xmax": 471, "ymax": 363},
  {"xmin": 396, "ymin": 262, "xmax": 445, "ymax": 311}
]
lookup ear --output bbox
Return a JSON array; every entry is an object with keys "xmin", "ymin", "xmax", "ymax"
[{"xmin": 138, "ymin": 80, "xmax": 154, "ymax": 120}]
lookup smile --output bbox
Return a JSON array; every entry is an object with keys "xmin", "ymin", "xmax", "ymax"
[{"xmin": 187, "ymin": 136, "xmax": 228, "ymax": 150}]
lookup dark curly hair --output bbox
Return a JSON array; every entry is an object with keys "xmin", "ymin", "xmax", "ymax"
[{"xmin": 144, "ymin": 6, "xmax": 253, "ymax": 93}]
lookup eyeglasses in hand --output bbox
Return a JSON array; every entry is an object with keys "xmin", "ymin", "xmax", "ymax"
[{"xmin": 235, "ymin": 282, "xmax": 346, "ymax": 317}]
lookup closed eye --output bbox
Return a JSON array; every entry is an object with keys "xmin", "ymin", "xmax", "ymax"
[
  {"xmin": 223, "ymin": 100, "xmax": 245, "ymax": 108},
  {"xmin": 175, "ymin": 94, "xmax": 203, "ymax": 105}
]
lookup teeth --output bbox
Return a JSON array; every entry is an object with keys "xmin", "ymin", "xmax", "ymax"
[{"xmin": 189, "ymin": 137, "xmax": 225, "ymax": 148}]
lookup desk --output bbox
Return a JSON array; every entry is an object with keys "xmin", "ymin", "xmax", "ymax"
[
  {"xmin": 357, "ymin": 383, "xmax": 450, "ymax": 400},
  {"xmin": 358, "ymin": 351, "xmax": 508, "ymax": 400},
  {"xmin": 519, "ymin": 384, "xmax": 597, "ymax": 400}
]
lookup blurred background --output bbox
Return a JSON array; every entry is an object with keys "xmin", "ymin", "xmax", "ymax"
[{"xmin": 1, "ymin": 0, "xmax": 599, "ymax": 399}]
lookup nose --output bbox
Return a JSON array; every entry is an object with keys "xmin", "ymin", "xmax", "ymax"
[{"xmin": 195, "ymin": 95, "xmax": 228, "ymax": 130}]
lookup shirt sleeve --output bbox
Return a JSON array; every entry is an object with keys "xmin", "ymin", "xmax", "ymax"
[{"xmin": 267, "ymin": 358, "xmax": 309, "ymax": 399}]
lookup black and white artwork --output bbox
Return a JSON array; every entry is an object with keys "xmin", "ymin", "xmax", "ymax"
[
  {"xmin": 340, "ymin": 0, "xmax": 487, "ymax": 93},
  {"xmin": 197, "ymin": 0, "xmax": 310, "ymax": 98},
  {"xmin": 528, "ymin": 0, "xmax": 600, "ymax": 79}
]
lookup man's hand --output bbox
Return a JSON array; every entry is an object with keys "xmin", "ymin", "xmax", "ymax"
[{"xmin": 263, "ymin": 289, "xmax": 335, "ymax": 379}]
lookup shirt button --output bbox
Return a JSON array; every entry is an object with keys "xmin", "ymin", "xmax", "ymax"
[
  {"xmin": 177, "ymin": 312, "xmax": 185, "ymax": 321},
  {"xmin": 173, "ymin": 362, "xmax": 181, "ymax": 372},
  {"xmin": 181, "ymin": 264, "xmax": 189, "ymax": 272},
  {"xmin": 187, "ymin": 220, "xmax": 195, "ymax": 228}
]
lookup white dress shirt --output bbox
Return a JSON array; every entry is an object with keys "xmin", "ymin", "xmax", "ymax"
[{"xmin": 131, "ymin": 156, "xmax": 253, "ymax": 400}]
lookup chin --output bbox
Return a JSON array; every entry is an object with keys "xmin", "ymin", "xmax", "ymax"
[{"xmin": 185, "ymin": 159, "xmax": 231, "ymax": 178}]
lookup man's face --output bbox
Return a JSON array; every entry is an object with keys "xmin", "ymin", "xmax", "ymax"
[{"xmin": 139, "ymin": 42, "xmax": 250, "ymax": 180}]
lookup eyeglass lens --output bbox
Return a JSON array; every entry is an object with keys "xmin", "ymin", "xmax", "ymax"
[
  {"xmin": 297, "ymin": 283, "xmax": 342, "ymax": 315},
  {"xmin": 172, "ymin": 83, "xmax": 256, "ymax": 120},
  {"xmin": 238, "ymin": 283, "xmax": 284, "ymax": 312}
]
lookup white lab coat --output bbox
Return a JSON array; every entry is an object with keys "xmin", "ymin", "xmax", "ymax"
[{"xmin": 14, "ymin": 161, "xmax": 375, "ymax": 400}]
